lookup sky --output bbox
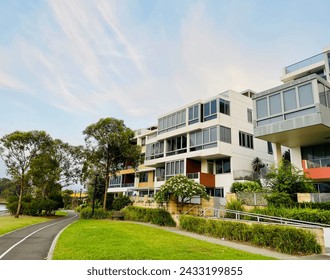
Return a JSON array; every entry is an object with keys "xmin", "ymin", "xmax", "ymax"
[{"xmin": 1, "ymin": 0, "xmax": 330, "ymax": 180}]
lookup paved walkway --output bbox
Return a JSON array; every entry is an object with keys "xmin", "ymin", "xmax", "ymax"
[
  {"xmin": 135, "ymin": 222, "xmax": 330, "ymax": 260},
  {"xmin": 0, "ymin": 211, "xmax": 78, "ymax": 260}
]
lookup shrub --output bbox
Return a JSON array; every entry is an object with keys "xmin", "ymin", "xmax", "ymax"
[
  {"xmin": 123, "ymin": 206, "xmax": 176, "ymax": 227},
  {"xmin": 249, "ymin": 206, "xmax": 330, "ymax": 224},
  {"xmin": 230, "ymin": 181, "xmax": 263, "ymax": 193},
  {"xmin": 179, "ymin": 215, "xmax": 321, "ymax": 255},
  {"xmin": 265, "ymin": 192, "xmax": 295, "ymax": 208},
  {"xmin": 112, "ymin": 195, "xmax": 132, "ymax": 211},
  {"xmin": 225, "ymin": 199, "xmax": 244, "ymax": 218},
  {"xmin": 80, "ymin": 206, "xmax": 110, "ymax": 219}
]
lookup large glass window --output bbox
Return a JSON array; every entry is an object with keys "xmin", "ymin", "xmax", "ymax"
[
  {"xmin": 220, "ymin": 126, "xmax": 231, "ymax": 143},
  {"xmin": 145, "ymin": 142, "xmax": 164, "ymax": 160},
  {"xmin": 298, "ymin": 83, "xmax": 313, "ymax": 107},
  {"xmin": 166, "ymin": 135, "xmax": 187, "ymax": 156},
  {"xmin": 283, "ymin": 88, "xmax": 297, "ymax": 111},
  {"xmin": 203, "ymin": 99, "xmax": 217, "ymax": 121},
  {"xmin": 269, "ymin": 93, "xmax": 282, "ymax": 115},
  {"xmin": 188, "ymin": 104, "xmax": 200, "ymax": 125},
  {"xmin": 215, "ymin": 158, "xmax": 231, "ymax": 174},
  {"xmin": 190, "ymin": 127, "xmax": 217, "ymax": 151},
  {"xmin": 158, "ymin": 109, "xmax": 186, "ymax": 134},
  {"xmin": 256, "ymin": 98, "xmax": 268, "ymax": 118},
  {"xmin": 219, "ymin": 98, "xmax": 230, "ymax": 115},
  {"xmin": 165, "ymin": 160, "xmax": 184, "ymax": 179}
]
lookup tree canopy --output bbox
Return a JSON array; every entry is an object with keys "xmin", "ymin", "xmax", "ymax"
[
  {"xmin": 155, "ymin": 174, "xmax": 210, "ymax": 207},
  {"xmin": 266, "ymin": 160, "xmax": 315, "ymax": 197},
  {"xmin": 82, "ymin": 117, "xmax": 142, "ymax": 210}
]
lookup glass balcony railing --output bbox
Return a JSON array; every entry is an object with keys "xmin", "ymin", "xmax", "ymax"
[
  {"xmin": 305, "ymin": 158, "xmax": 330, "ymax": 169},
  {"xmin": 285, "ymin": 53, "xmax": 324, "ymax": 74}
]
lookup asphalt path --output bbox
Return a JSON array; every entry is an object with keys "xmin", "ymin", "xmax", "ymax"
[{"xmin": 0, "ymin": 211, "xmax": 78, "ymax": 260}]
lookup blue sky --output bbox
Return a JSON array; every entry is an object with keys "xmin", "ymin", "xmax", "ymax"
[{"xmin": 1, "ymin": 0, "xmax": 330, "ymax": 179}]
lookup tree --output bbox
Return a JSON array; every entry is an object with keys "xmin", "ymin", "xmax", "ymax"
[
  {"xmin": 265, "ymin": 160, "xmax": 315, "ymax": 200},
  {"xmin": 0, "ymin": 178, "xmax": 15, "ymax": 198},
  {"xmin": 83, "ymin": 118, "xmax": 142, "ymax": 210},
  {"xmin": 251, "ymin": 157, "xmax": 265, "ymax": 180},
  {"xmin": 155, "ymin": 174, "xmax": 210, "ymax": 210},
  {"xmin": 0, "ymin": 131, "xmax": 52, "ymax": 217}
]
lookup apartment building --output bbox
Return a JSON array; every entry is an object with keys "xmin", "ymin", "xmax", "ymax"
[
  {"xmin": 109, "ymin": 89, "xmax": 274, "ymax": 204},
  {"xmin": 253, "ymin": 46, "xmax": 330, "ymax": 193}
]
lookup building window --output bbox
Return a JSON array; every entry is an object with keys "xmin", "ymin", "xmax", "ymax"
[
  {"xmin": 220, "ymin": 126, "xmax": 231, "ymax": 143},
  {"xmin": 269, "ymin": 93, "xmax": 282, "ymax": 115},
  {"xmin": 166, "ymin": 135, "xmax": 187, "ymax": 156},
  {"xmin": 109, "ymin": 176, "xmax": 122, "ymax": 187},
  {"xmin": 256, "ymin": 98, "xmax": 268, "ymax": 118},
  {"xmin": 188, "ymin": 104, "xmax": 200, "ymax": 125},
  {"xmin": 267, "ymin": 141, "xmax": 273, "ymax": 155},
  {"xmin": 298, "ymin": 83, "xmax": 314, "ymax": 107},
  {"xmin": 139, "ymin": 172, "xmax": 148, "ymax": 183},
  {"xmin": 215, "ymin": 158, "xmax": 231, "ymax": 174},
  {"xmin": 214, "ymin": 188, "xmax": 224, "ymax": 197},
  {"xmin": 219, "ymin": 98, "xmax": 230, "ymax": 115},
  {"xmin": 165, "ymin": 160, "xmax": 184, "ymax": 179},
  {"xmin": 146, "ymin": 141, "xmax": 164, "ymax": 160},
  {"xmin": 190, "ymin": 127, "xmax": 217, "ymax": 151},
  {"xmin": 156, "ymin": 167, "xmax": 165, "ymax": 181},
  {"xmin": 247, "ymin": 109, "xmax": 252, "ymax": 123},
  {"xmin": 239, "ymin": 131, "xmax": 254, "ymax": 149},
  {"xmin": 203, "ymin": 99, "xmax": 217, "ymax": 121},
  {"xmin": 158, "ymin": 109, "xmax": 186, "ymax": 134},
  {"xmin": 141, "ymin": 137, "xmax": 146, "ymax": 146},
  {"xmin": 283, "ymin": 88, "xmax": 297, "ymax": 111}
]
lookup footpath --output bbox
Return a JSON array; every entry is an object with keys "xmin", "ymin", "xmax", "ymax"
[{"xmin": 137, "ymin": 222, "xmax": 330, "ymax": 260}]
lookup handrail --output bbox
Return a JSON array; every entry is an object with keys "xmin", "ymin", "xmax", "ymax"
[
  {"xmin": 202, "ymin": 207, "xmax": 330, "ymax": 228},
  {"xmin": 183, "ymin": 205, "xmax": 202, "ymax": 216}
]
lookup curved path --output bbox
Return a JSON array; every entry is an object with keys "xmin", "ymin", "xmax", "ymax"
[{"xmin": 0, "ymin": 211, "xmax": 78, "ymax": 260}]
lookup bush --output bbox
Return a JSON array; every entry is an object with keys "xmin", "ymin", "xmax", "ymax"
[
  {"xmin": 80, "ymin": 207, "xmax": 110, "ymax": 219},
  {"xmin": 265, "ymin": 192, "xmax": 295, "ymax": 208},
  {"xmin": 112, "ymin": 195, "xmax": 132, "ymax": 211},
  {"xmin": 225, "ymin": 199, "xmax": 244, "ymax": 218},
  {"xmin": 249, "ymin": 206, "xmax": 330, "ymax": 224},
  {"xmin": 230, "ymin": 181, "xmax": 263, "ymax": 193},
  {"xmin": 299, "ymin": 202, "xmax": 330, "ymax": 210},
  {"xmin": 123, "ymin": 206, "xmax": 176, "ymax": 227},
  {"xmin": 179, "ymin": 215, "xmax": 321, "ymax": 255}
]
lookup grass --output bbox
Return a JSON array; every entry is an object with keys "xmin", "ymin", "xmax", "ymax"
[
  {"xmin": 52, "ymin": 220, "xmax": 275, "ymax": 260},
  {"xmin": 0, "ymin": 210, "xmax": 68, "ymax": 236}
]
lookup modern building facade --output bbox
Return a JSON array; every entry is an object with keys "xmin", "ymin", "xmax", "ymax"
[
  {"xmin": 109, "ymin": 89, "xmax": 274, "ymax": 205},
  {"xmin": 253, "ymin": 46, "xmax": 330, "ymax": 192}
]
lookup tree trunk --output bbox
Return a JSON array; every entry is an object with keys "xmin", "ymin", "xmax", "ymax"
[
  {"xmin": 103, "ymin": 144, "xmax": 111, "ymax": 211},
  {"xmin": 15, "ymin": 179, "xmax": 24, "ymax": 218}
]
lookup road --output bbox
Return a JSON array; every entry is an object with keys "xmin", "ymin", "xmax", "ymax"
[{"xmin": 0, "ymin": 211, "xmax": 78, "ymax": 260}]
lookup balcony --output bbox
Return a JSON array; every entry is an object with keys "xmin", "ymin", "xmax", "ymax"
[
  {"xmin": 284, "ymin": 53, "xmax": 324, "ymax": 74},
  {"xmin": 233, "ymin": 170, "xmax": 254, "ymax": 181},
  {"xmin": 302, "ymin": 159, "xmax": 330, "ymax": 180},
  {"xmin": 187, "ymin": 172, "xmax": 215, "ymax": 188}
]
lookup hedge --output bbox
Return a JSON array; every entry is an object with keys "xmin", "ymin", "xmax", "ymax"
[
  {"xmin": 249, "ymin": 207, "xmax": 330, "ymax": 225},
  {"xmin": 179, "ymin": 215, "xmax": 321, "ymax": 255},
  {"xmin": 123, "ymin": 206, "xmax": 176, "ymax": 227},
  {"xmin": 80, "ymin": 207, "xmax": 110, "ymax": 219}
]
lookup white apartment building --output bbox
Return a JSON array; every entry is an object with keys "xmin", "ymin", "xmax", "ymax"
[
  {"xmin": 109, "ymin": 89, "xmax": 274, "ymax": 205},
  {"xmin": 253, "ymin": 46, "xmax": 330, "ymax": 193}
]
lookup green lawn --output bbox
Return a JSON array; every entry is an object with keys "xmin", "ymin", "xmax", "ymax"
[
  {"xmin": 52, "ymin": 220, "xmax": 275, "ymax": 260},
  {"xmin": 0, "ymin": 211, "xmax": 68, "ymax": 236},
  {"xmin": 0, "ymin": 215, "xmax": 51, "ymax": 236}
]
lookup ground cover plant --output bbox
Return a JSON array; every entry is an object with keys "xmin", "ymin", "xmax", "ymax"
[{"xmin": 52, "ymin": 220, "xmax": 274, "ymax": 260}]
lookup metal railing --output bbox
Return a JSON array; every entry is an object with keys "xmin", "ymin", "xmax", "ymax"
[{"xmin": 201, "ymin": 207, "xmax": 330, "ymax": 228}]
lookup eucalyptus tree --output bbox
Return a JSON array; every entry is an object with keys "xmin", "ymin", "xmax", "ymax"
[
  {"xmin": 0, "ymin": 130, "xmax": 52, "ymax": 217},
  {"xmin": 83, "ymin": 117, "xmax": 142, "ymax": 210}
]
